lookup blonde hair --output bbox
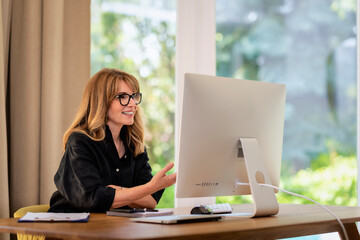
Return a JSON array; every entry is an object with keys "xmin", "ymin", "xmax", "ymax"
[{"xmin": 63, "ymin": 68, "xmax": 145, "ymax": 157}]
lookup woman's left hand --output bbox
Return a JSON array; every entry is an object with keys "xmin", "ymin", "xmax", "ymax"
[{"xmin": 150, "ymin": 162, "xmax": 177, "ymax": 191}]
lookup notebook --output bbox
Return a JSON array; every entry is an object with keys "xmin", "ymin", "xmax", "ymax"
[
  {"xmin": 130, "ymin": 214, "xmax": 222, "ymax": 224},
  {"xmin": 18, "ymin": 212, "xmax": 90, "ymax": 222}
]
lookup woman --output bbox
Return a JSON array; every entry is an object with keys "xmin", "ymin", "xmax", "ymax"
[{"xmin": 49, "ymin": 68, "xmax": 176, "ymax": 212}]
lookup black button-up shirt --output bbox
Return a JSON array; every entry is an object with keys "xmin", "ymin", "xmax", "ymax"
[{"xmin": 49, "ymin": 126, "xmax": 164, "ymax": 213}]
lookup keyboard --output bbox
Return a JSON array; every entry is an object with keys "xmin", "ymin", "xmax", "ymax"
[{"xmin": 205, "ymin": 203, "xmax": 232, "ymax": 214}]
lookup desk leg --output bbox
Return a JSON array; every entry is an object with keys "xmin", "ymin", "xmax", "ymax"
[{"xmin": 339, "ymin": 223, "xmax": 360, "ymax": 240}]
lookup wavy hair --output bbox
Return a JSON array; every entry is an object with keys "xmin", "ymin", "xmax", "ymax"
[{"xmin": 63, "ymin": 68, "xmax": 145, "ymax": 157}]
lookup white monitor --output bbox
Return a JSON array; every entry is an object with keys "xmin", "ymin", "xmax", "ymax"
[{"xmin": 176, "ymin": 73, "xmax": 286, "ymax": 217}]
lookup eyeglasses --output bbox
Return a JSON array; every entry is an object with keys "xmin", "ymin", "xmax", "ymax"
[{"xmin": 114, "ymin": 93, "xmax": 142, "ymax": 106}]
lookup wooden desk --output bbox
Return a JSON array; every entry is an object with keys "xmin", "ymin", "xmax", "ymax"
[{"xmin": 0, "ymin": 204, "xmax": 359, "ymax": 240}]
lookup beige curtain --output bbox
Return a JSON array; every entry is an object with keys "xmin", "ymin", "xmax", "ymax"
[
  {"xmin": 0, "ymin": 0, "xmax": 90, "ymax": 232},
  {"xmin": 0, "ymin": 0, "xmax": 11, "ymax": 228}
]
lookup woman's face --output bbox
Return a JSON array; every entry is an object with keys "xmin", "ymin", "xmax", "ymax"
[{"xmin": 107, "ymin": 80, "xmax": 138, "ymax": 128}]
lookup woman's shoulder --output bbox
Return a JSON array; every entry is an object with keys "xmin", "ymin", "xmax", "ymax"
[
  {"xmin": 66, "ymin": 131, "xmax": 97, "ymax": 148},
  {"xmin": 133, "ymin": 147, "xmax": 149, "ymax": 161}
]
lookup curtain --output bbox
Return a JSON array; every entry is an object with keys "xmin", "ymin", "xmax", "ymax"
[
  {"xmin": 0, "ymin": 0, "xmax": 11, "ymax": 229},
  {"xmin": 0, "ymin": 0, "xmax": 90, "ymax": 232}
]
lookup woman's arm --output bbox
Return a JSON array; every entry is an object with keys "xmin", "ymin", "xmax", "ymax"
[
  {"xmin": 108, "ymin": 185, "xmax": 157, "ymax": 209},
  {"xmin": 108, "ymin": 162, "xmax": 177, "ymax": 209}
]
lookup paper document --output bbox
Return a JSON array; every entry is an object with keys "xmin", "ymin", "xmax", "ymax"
[{"xmin": 18, "ymin": 212, "xmax": 90, "ymax": 222}]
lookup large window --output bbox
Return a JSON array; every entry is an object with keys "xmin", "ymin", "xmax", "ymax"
[
  {"xmin": 91, "ymin": 0, "xmax": 176, "ymax": 207},
  {"xmin": 91, "ymin": 0, "xmax": 357, "ymax": 220},
  {"xmin": 216, "ymin": 0, "xmax": 357, "ymax": 209}
]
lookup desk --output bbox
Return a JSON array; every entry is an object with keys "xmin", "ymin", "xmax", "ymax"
[{"xmin": 0, "ymin": 204, "xmax": 359, "ymax": 240}]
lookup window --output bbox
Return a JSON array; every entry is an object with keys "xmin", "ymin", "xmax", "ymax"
[
  {"xmin": 91, "ymin": 0, "xmax": 176, "ymax": 207},
  {"xmin": 215, "ymin": 0, "xmax": 357, "ymax": 208}
]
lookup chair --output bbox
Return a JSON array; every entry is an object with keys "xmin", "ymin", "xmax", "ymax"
[{"xmin": 14, "ymin": 204, "xmax": 50, "ymax": 240}]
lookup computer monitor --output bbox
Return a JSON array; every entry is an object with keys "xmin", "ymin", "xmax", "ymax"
[{"xmin": 176, "ymin": 73, "xmax": 286, "ymax": 217}]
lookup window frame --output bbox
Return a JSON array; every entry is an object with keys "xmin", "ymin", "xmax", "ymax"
[{"xmin": 175, "ymin": 0, "xmax": 216, "ymax": 207}]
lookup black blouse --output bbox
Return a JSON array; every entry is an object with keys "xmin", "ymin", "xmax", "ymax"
[{"xmin": 48, "ymin": 126, "xmax": 164, "ymax": 213}]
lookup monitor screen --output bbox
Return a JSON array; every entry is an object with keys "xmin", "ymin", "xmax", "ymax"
[{"xmin": 176, "ymin": 73, "xmax": 286, "ymax": 200}]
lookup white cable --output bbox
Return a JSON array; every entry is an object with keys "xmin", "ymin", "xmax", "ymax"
[{"xmin": 236, "ymin": 182, "xmax": 349, "ymax": 240}]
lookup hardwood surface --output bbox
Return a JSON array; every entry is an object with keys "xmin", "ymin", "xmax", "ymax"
[{"xmin": 0, "ymin": 204, "xmax": 359, "ymax": 240}]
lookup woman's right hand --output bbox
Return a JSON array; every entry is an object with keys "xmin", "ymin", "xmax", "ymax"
[{"xmin": 150, "ymin": 162, "xmax": 177, "ymax": 191}]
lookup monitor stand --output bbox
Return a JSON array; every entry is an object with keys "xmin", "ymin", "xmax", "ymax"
[{"xmin": 238, "ymin": 137, "xmax": 279, "ymax": 217}]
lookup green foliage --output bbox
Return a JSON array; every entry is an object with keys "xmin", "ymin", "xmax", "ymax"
[
  {"xmin": 157, "ymin": 185, "xmax": 175, "ymax": 208},
  {"xmin": 278, "ymin": 153, "xmax": 357, "ymax": 206},
  {"xmin": 216, "ymin": 153, "xmax": 357, "ymax": 207}
]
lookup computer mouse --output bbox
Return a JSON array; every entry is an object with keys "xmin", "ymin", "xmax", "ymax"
[{"xmin": 190, "ymin": 205, "xmax": 212, "ymax": 214}]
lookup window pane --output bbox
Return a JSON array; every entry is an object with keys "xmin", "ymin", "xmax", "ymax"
[
  {"xmin": 91, "ymin": 0, "xmax": 176, "ymax": 207},
  {"xmin": 216, "ymin": 0, "xmax": 357, "ymax": 209}
]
